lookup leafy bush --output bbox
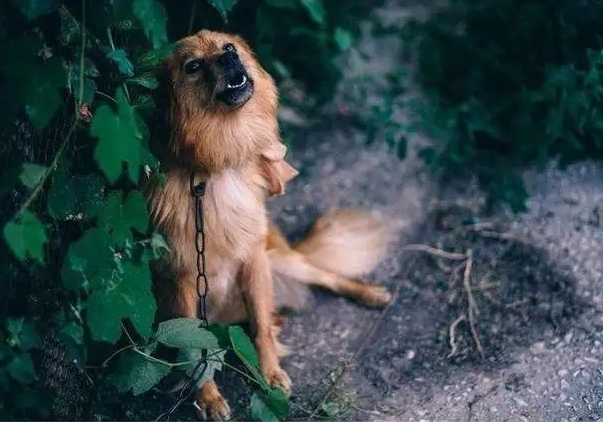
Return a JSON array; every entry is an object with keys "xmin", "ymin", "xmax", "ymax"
[
  {"xmin": 0, "ymin": 0, "xmax": 376, "ymax": 419},
  {"xmin": 401, "ymin": 0, "xmax": 603, "ymax": 212}
]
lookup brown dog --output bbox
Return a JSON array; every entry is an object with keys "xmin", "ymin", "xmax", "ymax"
[{"xmin": 146, "ymin": 30, "xmax": 393, "ymax": 421}]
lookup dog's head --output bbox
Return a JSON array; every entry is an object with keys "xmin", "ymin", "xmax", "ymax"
[{"xmin": 156, "ymin": 30, "xmax": 279, "ymax": 171}]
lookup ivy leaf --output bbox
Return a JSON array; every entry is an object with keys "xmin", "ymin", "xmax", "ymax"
[
  {"xmin": 299, "ymin": 0, "xmax": 325, "ymax": 26},
  {"xmin": 136, "ymin": 43, "xmax": 176, "ymax": 72},
  {"xmin": 47, "ymin": 162, "xmax": 105, "ymax": 221},
  {"xmin": 6, "ymin": 354, "xmax": 37, "ymax": 384},
  {"xmin": 3, "ymin": 210, "xmax": 47, "ymax": 263},
  {"xmin": 10, "ymin": 0, "xmax": 59, "ymax": 21},
  {"xmin": 61, "ymin": 227, "xmax": 116, "ymax": 291},
  {"xmin": 86, "ymin": 261, "xmax": 156, "ymax": 343},
  {"xmin": 91, "ymin": 87, "xmax": 143, "ymax": 184},
  {"xmin": 207, "ymin": 0, "xmax": 239, "ymax": 21},
  {"xmin": 6, "ymin": 318, "xmax": 42, "ymax": 352},
  {"xmin": 178, "ymin": 348, "xmax": 226, "ymax": 388},
  {"xmin": 98, "ymin": 190, "xmax": 149, "ymax": 247},
  {"xmin": 127, "ymin": 74, "xmax": 159, "ymax": 89},
  {"xmin": 18, "ymin": 163, "xmax": 47, "ymax": 189},
  {"xmin": 111, "ymin": 0, "xmax": 142, "ymax": 30},
  {"xmin": 59, "ymin": 321, "xmax": 84, "ymax": 345},
  {"xmin": 25, "ymin": 57, "xmax": 67, "ymax": 131},
  {"xmin": 126, "ymin": 232, "xmax": 170, "ymax": 263},
  {"xmin": 250, "ymin": 388, "xmax": 289, "ymax": 421},
  {"xmin": 333, "ymin": 27, "xmax": 354, "ymax": 53},
  {"xmin": 109, "ymin": 349, "xmax": 170, "ymax": 395},
  {"xmin": 67, "ymin": 62, "xmax": 97, "ymax": 104},
  {"xmin": 132, "ymin": 0, "xmax": 168, "ymax": 49},
  {"xmin": 155, "ymin": 318, "xmax": 220, "ymax": 349},
  {"xmin": 229, "ymin": 325, "xmax": 268, "ymax": 388},
  {"xmin": 108, "ymin": 49, "xmax": 134, "ymax": 77}
]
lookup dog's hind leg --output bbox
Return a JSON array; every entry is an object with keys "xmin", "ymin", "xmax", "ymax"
[{"xmin": 268, "ymin": 247, "xmax": 392, "ymax": 308}]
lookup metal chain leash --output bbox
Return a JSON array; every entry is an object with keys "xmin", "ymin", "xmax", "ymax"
[{"xmin": 154, "ymin": 172, "xmax": 211, "ymax": 421}]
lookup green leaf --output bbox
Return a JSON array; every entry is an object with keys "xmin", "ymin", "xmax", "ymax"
[
  {"xmin": 61, "ymin": 227, "xmax": 116, "ymax": 291},
  {"xmin": 86, "ymin": 261, "xmax": 156, "ymax": 343},
  {"xmin": 6, "ymin": 354, "xmax": 37, "ymax": 384},
  {"xmin": 250, "ymin": 388, "xmax": 289, "ymax": 421},
  {"xmin": 47, "ymin": 162, "xmax": 105, "ymax": 221},
  {"xmin": 136, "ymin": 43, "xmax": 176, "ymax": 72},
  {"xmin": 67, "ymin": 63, "xmax": 97, "ymax": 104},
  {"xmin": 6, "ymin": 318, "xmax": 41, "ymax": 352},
  {"xmin": 155, "ymin": 318, "xmax": 220, "ymax": 349},
  {"xmin": 18, "ymin": 163, "xmax": 47, "ymax": 189},
  {"xmin": 132, "ymin": 0, "xmax": 168, "ymax": 49},
  {"xmin": 263, "ymin": 0, "xmax": 297, "ymax": 9},
  {"xmin": 127, "ymin": 74, "xmax": 159, "ymax": 89},
  {"xmin": 3, "ymin": 210, "xmax": 47, "ymax": 263},
  {"xmin": 229, "ymin": 325, "xmax": 258, "ymax": 367},
  {"xmin": 207, "ymin": 0, "xmax": 239, "ymax": 21},
  {"xmin": 299, "ymin": 0, "xmax": 325, "ymax": 26},
  {"xmin": 91, "ymin": 87, "xmax": 144, "ymax": 184},
  {"xmin": 109, "ymin": 349, "xmax": 170, "ymax": 395},
  {"xmin": 333, "ymin": 27, "xmax": 354, "ymax": 52},
  {"xmin": 10, "ymin": 0, "xmax": 59, "ymax": 21},
  {"xmin": 108, "ymin": 49, "xmax": 134, "ymax": 77},
  {"xmin": 59, "ymin": 321, "xmax": 84, "ymax": 345},
  {"xmin": 26, "ymin": 57, "xmax": 66, "ymax": 130},
  {"xmin": 228, "ymin": 325, "xmax": 270, "ymax": 388},
  {"xmin": 98, "ymin": 190, "xmax": 149, "ymax": 247},
  {"xmin": 178, "ymin": 348, "xmax": 226, "ymax": 388},
  {"xmin": 111, "ymin": 0, "xmax": 142, "ymax": 30}
]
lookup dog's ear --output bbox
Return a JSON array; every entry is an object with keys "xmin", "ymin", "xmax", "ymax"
[{"xmin": 260, "ymin": 158, "xmax": 299, "ymax": 196}]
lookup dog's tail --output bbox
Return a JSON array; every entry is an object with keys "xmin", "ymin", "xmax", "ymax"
[
  {"xmin": 293, "ymin": 208, "xmax": 391, "ymax": 278},
  {"xmin": 270, "ymin": 208, "xmax": 392, "ymax": 312}
]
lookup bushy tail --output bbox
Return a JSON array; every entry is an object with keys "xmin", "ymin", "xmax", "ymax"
[{"xmin": 293, "ymin": 208, "xmax": 391, "ymax": 278}]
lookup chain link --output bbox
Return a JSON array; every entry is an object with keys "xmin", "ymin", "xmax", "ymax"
[{"xmin": 154, "ymin": 172, "xmax": 210, "ymax": 421}]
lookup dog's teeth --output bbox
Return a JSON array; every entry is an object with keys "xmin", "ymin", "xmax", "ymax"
[{"xmin": 227, "ymin": 75, "xmax": 247, "ymax": 89}]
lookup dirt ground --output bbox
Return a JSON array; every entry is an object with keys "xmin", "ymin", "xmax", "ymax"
[{"xmin": 85, "ymin": 1, "xmax": 603, "ymax": 421}]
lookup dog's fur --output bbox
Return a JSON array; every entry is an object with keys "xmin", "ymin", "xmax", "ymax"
[{"xmin": 146, "ymin": 30, "xmax": 393, "ymax": 421}]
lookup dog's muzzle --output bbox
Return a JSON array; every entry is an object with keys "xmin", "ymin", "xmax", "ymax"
[{"xmin": 215, "ymin": 51, "xmax": 253, "ymax": 107}]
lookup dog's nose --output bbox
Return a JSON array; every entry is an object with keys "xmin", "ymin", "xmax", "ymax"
[{"xmin": 218, "ymin": 51, "xmax": 238, "ymax": 67}]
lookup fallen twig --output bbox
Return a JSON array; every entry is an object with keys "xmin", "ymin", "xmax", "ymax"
[
  {"xmin": 447, "ymin": 313, "xmax": 467, "ymax": 358},
  {"xmin": 462, "ymin": 249, "xmax": 484, "ymax": 358},
  {"xmin": 401, "ymin": 244, "xmax": 466, "ymax": 260}
]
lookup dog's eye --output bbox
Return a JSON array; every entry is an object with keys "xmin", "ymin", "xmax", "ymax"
[
  {"xmin": 223, "ymin": 43, "xmax": 236, "ymax": 52},
  {"xmin": 184, "ymin": 59, "xmax": 203, "ymax": 75}
]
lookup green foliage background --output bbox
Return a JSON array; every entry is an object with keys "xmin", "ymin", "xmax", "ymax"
[
  {"xmin": 0, "ymin": 0, "xmax": 375, "ymax": 419},
  {"xmin": 400, "ymin": 0, "xmax": 603, "ymax": 212}
]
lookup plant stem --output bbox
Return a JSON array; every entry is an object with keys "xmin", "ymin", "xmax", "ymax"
[{"xmin": 102, "ymin": 344, "xmax": 134, "ymax": 367}]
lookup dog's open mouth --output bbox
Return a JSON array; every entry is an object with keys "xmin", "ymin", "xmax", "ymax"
[{"xmin": 216, "ymin": 71, "xmax": 253, "ymax": 107}]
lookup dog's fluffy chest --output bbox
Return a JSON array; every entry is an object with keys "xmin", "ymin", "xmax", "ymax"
[{"xmin": 204, "ymin": 167, "xmax": 267, "ymax": 262}]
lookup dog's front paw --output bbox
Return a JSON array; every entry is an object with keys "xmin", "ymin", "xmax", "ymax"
[
  {"xmin": 263, "ymin": 365, "xmax": 292, "ymax": 396},
  {"xmin": 194, "ymin": 385, "xmax": 231, "ymax": 421}
]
